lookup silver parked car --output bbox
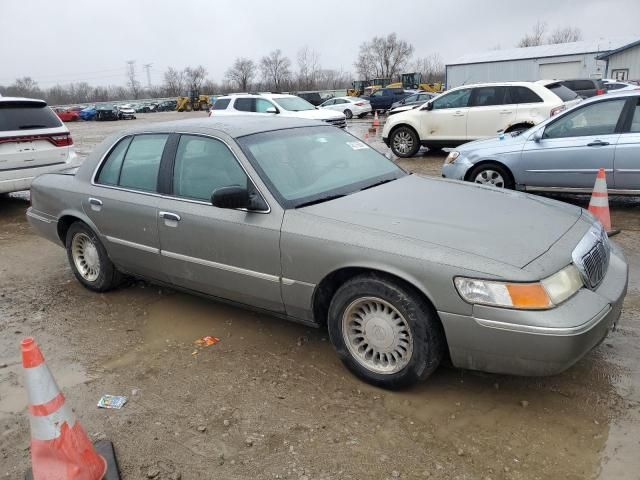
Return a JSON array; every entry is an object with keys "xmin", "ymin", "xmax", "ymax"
[
  {"xmin": 27, "ymin": 117, "xmax": 628, "ymax": 388},
  {"xmin": 442, "ymin": 91, "xmax": 640, "ymax": 193}
]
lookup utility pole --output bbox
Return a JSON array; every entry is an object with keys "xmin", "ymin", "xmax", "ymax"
[
  {"xmin": 143, "ymin": 63, "xmax": 153, "ymax": 89},
  {"xmin": 126, "ymin": 60, "xmax": 139, "ymax": 99}
]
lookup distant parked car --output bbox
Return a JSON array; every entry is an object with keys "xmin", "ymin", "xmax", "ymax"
[
  {"xmin": 382, "ymin": 81, "xmax": 583, "ymax": 157},
  {"xmin": 388, "ymin": 92, "xmax": 436, "ymax": 116},
  {"xmin": 297, "ymin": 92, "xmax": 326, "ymax": 106},
  {"xmin": 361, "ymin": 88, "xmax": 412, "ymax": 112},
  {"xmin": 603, "ymin": 79, "xmax": 639, "ymax": 92},
  {"xmin": 95, "ymin": 104, "xmax": 119, "ymax": 121},
  {"xmin": 209, "ymin": 93, "xmax": 346, "ymax": 127},
  {"xmin": 0, "ymin": 97, "xmax": 79, "ymax": 194},
  {"xmin": 53, "ymin": 108, "xmax": 80, "ymax": 122},
  {"xmin": 559, "ymin": 79, "xmax": 606, "ymax": 98},
  {"xmin": 118, "ymin": 105, "xmax": 136, "ymax": 120},
  {"xmin": 442, "ymin": 91, "xmax": 640, "ymax": 193},
  {"xmin": 156, "ymin": 100, "xmax": 177, "ymax": 112},
  {"xmin": 319, "ymin": 96, "xmax": 371, "ymax": 119},
  {"xmin": 79, "ymin": 106, "xmax": 96, "ymax": 121}
]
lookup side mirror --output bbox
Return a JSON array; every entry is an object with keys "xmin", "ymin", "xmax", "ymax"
[
  {"xmin": 423, "ymin": 102, "xmax": 433, "ymax": 111},
  {"xmin": 265, "ymin": 107, "xmax": 278, "ymax": 114},
  {"xmin": 532, "ymin": 128, "xmax": 544, "ymax": 142},
  {"xmin": 211, "ymin": 186, "xmax": 249, "ymax": 209}
]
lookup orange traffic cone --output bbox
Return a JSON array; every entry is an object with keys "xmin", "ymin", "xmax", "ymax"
[
  {"xmin": 588, "ymin": 168, "xmax": 619, "ymax": 236},
  {"xmin": 22, "ymin": 337, "xmax": 107, "ymax": 480},
  {"xmin": 372, "ymin": 111, "xmax": 380, "ymax": 128}
]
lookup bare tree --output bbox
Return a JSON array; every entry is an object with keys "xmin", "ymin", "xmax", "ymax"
[
  {"xmin": 163, "ymin": 67, "xmax": 184, "ymax": 96},
  {"xmin": 354, "ymin": 33, "xmax": 414, "ymax": 80},
  {"xmin": 548, "ymin": 26, "xmax": 582, "ymax": 44},
  {"xmin": 201, "ymin": 79, "xmax": 219, "ymax": 94},
  {"xmin": 413, "ymin": 53, "xmax": 445, "ymax": 83},
  {"xmin": 297, "ymin": 46, "xmax": 321, "ymax": 90},
  {"xmin": 260, "ymin": 50, "xmax": 292, "ymax": 91},
  {"xmin": 183, "ymin": 65, "xmax": 207, "ymax": 93},
  {"xmin": 6, "ymin": 77, "xmax": 42, "ymax": 97},
  {"xmin": 224, "ymin": 57, "xmax": 256, "ymax": 91},
  {"xmin": 517, "ymin": 20, "xmax": 547, "ymax": 47}
]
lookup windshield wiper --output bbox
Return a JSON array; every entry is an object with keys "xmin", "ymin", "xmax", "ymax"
[
  {"xmin": 295, "ymin": 194, "xmax": 346, "ymax": 209},
  {"xmin": 359, "ymin": 178, "xmax": 397, "ymax": 191},
  {"xmin": 18, "ymin": 124, "xmax": 48, "ymax": 129}
]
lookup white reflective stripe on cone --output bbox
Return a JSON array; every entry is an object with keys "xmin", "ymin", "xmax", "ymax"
[
  {"xmin": 24, "ymin": 363, "xmax": 61, "ymax": 406},
  {"xmin": 29, "ymin": 403, "xmax": 77, "ymax": 441},
  {"xmin": 589, "ymin": 196, "xmax": 609, "ymax": 208},
  {"xmin": 594, "ymin": 178, "xmax": 608, "ymax": 192}
]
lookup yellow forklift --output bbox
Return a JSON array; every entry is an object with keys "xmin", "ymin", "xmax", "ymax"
[
  {"xmin": 387, "ymin": 73, "xmax": 443, "ymax": 93},
  {"xmin": 176, "ymin": 90, "xmax": 210, "ymax": 111}
]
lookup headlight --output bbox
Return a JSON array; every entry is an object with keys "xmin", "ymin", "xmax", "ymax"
[
  {"xmin": 445, "ymin": 151, "xmax": 460, "ymax": 164},
  {"xmin": 454, "ymin": 264, "xmax": 583, "ymax": 310}
]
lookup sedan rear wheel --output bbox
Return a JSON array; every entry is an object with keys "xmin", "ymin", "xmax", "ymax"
[
  {"xmin": 328, "ymin": 273, "xmax": 444, "ymax": 388},
  {"xmin": 390, "ymin": 126, "xmax": 420, "ymax": 158},
  {"xmin": 343, "ymin": 109, "xmax": 353, "ymax": 119},
  {"xmin": 65, "ymin": 222, "xmax": 123, "ymax": 292}
]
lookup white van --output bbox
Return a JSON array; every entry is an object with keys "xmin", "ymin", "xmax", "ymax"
[{"xmin": 0, "ymin": 97, "xmax": 79, "ymax": 193}]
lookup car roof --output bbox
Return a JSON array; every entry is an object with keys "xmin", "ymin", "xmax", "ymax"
[
  {"xmin": 120, "ymin": 115, "xmax": 325, "ymax": 138},
  {"xmin": 451, "ymin": 81, "xmax": 544, "ymax": 89},
  {"xmin": 0, "ymin": 96, "xmax": 47, "ymax": 106},
  {"xmin": 216, "ymin": 93, "xmax": 296, "ymax": 100}
]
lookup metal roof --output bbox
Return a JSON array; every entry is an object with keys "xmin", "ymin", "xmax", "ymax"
[
  {"xmin": 596, "ymin": 39, "xmax": 640, "ymax": 59},
  {"xmin": 447, "ymin": 38, "xmax": 639, "ymax": 66}
]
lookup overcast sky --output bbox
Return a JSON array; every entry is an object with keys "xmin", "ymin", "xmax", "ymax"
[{"xmin": 1, "ymin": 0, "xmax": 639, "ymax": 87}]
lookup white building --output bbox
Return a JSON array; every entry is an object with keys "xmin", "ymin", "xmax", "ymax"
[
  {"xmin": 446, "ymin": 38, "xmax": 638, "ymax": 88},
  {"xmin": 597, "ymin": 39, "xmax": 640, "ymax": 81}
]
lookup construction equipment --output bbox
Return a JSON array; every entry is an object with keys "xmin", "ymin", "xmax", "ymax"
[
  {"xmin": 387, "ymin": 73, "xmax": 443, "ymax": 93},
  {"xmin": 176, "ymin": 90, "xmax": 210, "ymax": 112},
  {"xmin": 348, "ymin": 80, "xmax": 370, "ymax": 97}
]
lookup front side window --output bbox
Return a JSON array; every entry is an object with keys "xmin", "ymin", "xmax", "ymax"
[
  {"xmin": 404, "ymin": 94, "xmax": 418, "ymax": 103},
  {"xmin": 371, "ymin": 90, "xmax": 383, "ymax": 97},
  {"xmin": 255, "ymin": 99, "xmax": 275, "ymax": 113},
  {"xmin": 118, "ymin": 134, "xmax": 168, "ymax": 191},
  {"xmin": 322, "ymin": 99, "xmax": 335, "ymax": 106},
  {"xmin": 173, "ymin": 135, "xmax": 247, "ymax": 201},
  {"xmin": 432, "ymin": 88, "xmax": 472, "ymax": 109},
  {"xmin": 273, "ymin": 97, "xmax": 316, "ymax": 112},
  {"xmin": 544, "ymin": 99, "xmax": 626, "ymax": 139},
  {"xmin": 239, "ymin": 126, "xmax": 405, "ymax": 208},
  {"xmin": 629, "ymin": 99, "xmax": 640, "ymax": 133},
  {"xmin": 97, "ymin": 137, "xmax": 132, "ymax": 185}
]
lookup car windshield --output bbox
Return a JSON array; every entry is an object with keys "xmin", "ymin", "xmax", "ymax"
[
  {"xmin": 239, "ymin": 126, "xmax": 406, "ymax": 208},
  {"xmin": 273, "ymin": 97, "xmax": 316, "ymax": 112}
]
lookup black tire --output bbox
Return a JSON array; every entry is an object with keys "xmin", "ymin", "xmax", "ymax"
[
  {"xmin": 327, "ymin": 273, "xmax": 444, "ymax": 389},
  {"xmin": 467, "ymin": 162, "xmax": 515, "ymax": 189},
  {"xmin": 358, "ymin": 113, "xmax": 367, "ymax": 119},
  {"xmin": 65, "ymin": 222, "xmax": 123, "ymax": 292},
  {"xmin": 389, "ymin": 126, "xmax": 420, "ymax": 158},
  {"xmin": 343, "ymin": 109, "xmax": 353, "ymax": 119},
  {"xmin": 505, "ymin": 123, "xmax": 533, "ymax": 135}
]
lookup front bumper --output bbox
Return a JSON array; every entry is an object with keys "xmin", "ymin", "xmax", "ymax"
[
  {"xmin": 441, "ymin": 157, "xmax": 474, "ymax": 180},
  {"xmin": 439, "ymin": 243, "xmax": 628, "ymax": 376}
]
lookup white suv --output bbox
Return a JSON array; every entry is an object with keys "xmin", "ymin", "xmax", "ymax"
[
  {"xmin": 0, "ymin": 97, "xmax": 79, "ymax": 193},
  {"xmin": 209, "ymin": 93, "xmax": 347, "ymax": 128},
  {"xmin": 382, "ymin": 81, "xmax": 582, "ymax": 157}
]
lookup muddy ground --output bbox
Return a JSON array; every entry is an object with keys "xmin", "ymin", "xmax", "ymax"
[{"xmin": 1, "ymin": 112, "xmax": 639, "ymax": 479}]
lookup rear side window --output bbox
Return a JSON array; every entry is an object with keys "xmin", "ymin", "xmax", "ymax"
[
  {"xmin": 234, "ymin": 98, "xmax": 253, "ymax": 112},
  {"xmin": 213, "ymin": 98, "xmax": 231, "ymax": 110},
  {"xmin": 0, "ymin": 102, "xmax": 62, "ymax": 131},
  {"xmin": 506, "ymin": 86, "xmax": 543, "ymax": 104},
  {"xmin": 546, "ymin": 83, "xmax": 580, "ymax": 102},
  {"xmin": 97, "ymin": 134, "xmax": 168, "ymax": 192},
  {"xmin": 470, "ymin": 86, "xmax": 506, "ymax": 107}
]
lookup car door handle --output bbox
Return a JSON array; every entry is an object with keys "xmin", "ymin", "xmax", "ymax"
[
  {"xmin": 159, "ymin": 211, "xmax": 181, "ymax": 222},
  {"xmin": 500, "ymin": 110, "xmax": 513, "ymax": 114},
  {"xmin": 587, "ymin": 140, "xmax": 610, "ymax": 147},
  {"xmin": 453, "ymin": 111, "xmax": 465, "ymax": 116},
  {"xmin": 88, "ymin": 197, "xmax": 102, "ymax": 211}
]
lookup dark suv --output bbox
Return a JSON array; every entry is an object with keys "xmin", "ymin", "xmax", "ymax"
[{"xmin": 559, "ymin": 79, "xmax": 606, "ymax": 98}]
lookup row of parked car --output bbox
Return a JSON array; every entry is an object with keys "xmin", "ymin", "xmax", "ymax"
[{"xmin": 52, "ymin": 100, "xmax": 178, "ymax": 122}]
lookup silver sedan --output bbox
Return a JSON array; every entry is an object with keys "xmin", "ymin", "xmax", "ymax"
[
  {"xmin": 442, "ymin": 91, "xmax": 640, "ymax": 193},
  {"xmin": 27, "ymin": 116, "xmax": 628, "ymax": 388}
]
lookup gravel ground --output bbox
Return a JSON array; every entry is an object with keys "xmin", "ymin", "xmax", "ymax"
[{"xmin": 1, "ymin": 111, "xmax": 639, "ymax": 479}]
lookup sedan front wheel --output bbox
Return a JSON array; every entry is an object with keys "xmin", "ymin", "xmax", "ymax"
[
  {"xmin": 328, "ymin": 273, "xmax": 444, "ymax": 389},
  {"xmin": 468, "ymin": 163, "xmax": 514, "ymax": 189}
]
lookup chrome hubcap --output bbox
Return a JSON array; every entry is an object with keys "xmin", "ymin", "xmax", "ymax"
[
  {"xmin": 474, "ymin": 169, "xmax": 505, "ymax": 188},
  {"xmin": 342, "ymin": 297, "xmax": 413, "ymax": 374},
  {"xmin": 71, "ymin": 233, "xmax": 100, "ymax": 282},
  {"xmin": 393, "ymin": 131, "xmax": 414, "ymax": 155}
]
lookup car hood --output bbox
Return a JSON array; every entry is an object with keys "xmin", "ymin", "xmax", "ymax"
[
  {"xmin": 458, "ymin": 131, "xmax": 529, "ymax": 152},
  {"xmin": 286, "ymin": 109, "xmax": 344, "ymax": 121},
  {"xmin": 300, "ymin": 175, "xmax": 582, "ymax": 269}
]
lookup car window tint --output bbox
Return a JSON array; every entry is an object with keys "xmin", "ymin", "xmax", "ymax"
[
  {"xmin": 546, "ymin": 82, "xmax": 579, "ymax": 101},
  {"xmin": 173, "ymin": 135, "xmax": 248, "ymax": 201},
  {"xmin": 404, "ymin": 94, "xmax": 417, "ymax": 103},
  {"xmin": 0, "ymin": 103, "xmax": 62, "ymax": 131},
  {"xmin": 213, "ymin": 98, "xmax": 230, "ymax": 110},
  {"xmin": 234, "ymin": 98, "xmax": 253, "ymax": 112},
  {"xmin": 470, "ymin": 86, "xmax": 505, "ymax": 107},
  {"xmin": 606, "ymin": 83, "xmax": 625, "ymax": 91},
  {"xmin": 97, "ymin": 137, "xmax": 132, "ymax": 185},
  {"xmin": 255, "ymin": 98, "xmax": 274, "ymax": 113},
  {"xmin": 371, "ymin": 91, "xmax": 383, "ymax": 97},
  {"xmin": 572, "ymin": 80, "xmax": 595, "ymax": 90},
  {"xmin": 544, "ymin": 99, "xmax": 626, "ymax": 139},
  {"xmin": 630, "ymin": 101, "xmax": 640, "ymax": 133},
  {"xmin": 324, "ymin": 99, "xmax": 335, "ymax": 106},
  {"xmin": 118, "ymin": 134, "xmax": 168, "ymax": 192},
  {"xmin": 432, "ymin": 88, "xmax": 472, "ymax": 109},
  {"xmin": 507, "ymin": 86, "xmax": 543, "ymax": 104}
]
